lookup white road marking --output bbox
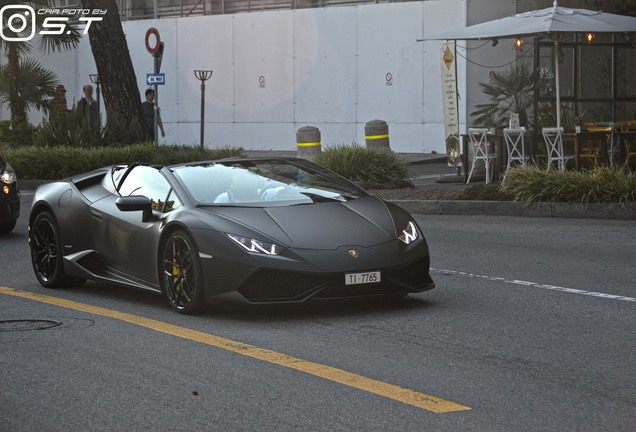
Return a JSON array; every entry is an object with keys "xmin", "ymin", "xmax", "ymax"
[
  {"xmin": 431, "ymin": 268, "xmax": 636, "ymax": 303},
  {"xmin": 410, "ymin": 175, "xmax": 444, "ymax": 180}
]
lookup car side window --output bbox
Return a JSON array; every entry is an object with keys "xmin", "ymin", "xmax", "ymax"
[{"xmin": 118, "ymin": 166, "xmax": 181, "ymax": 213}]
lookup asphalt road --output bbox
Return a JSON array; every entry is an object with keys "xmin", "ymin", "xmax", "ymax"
[{"xmin": 1, "ymin": 191, "xmax": 635, "ymax": 431}]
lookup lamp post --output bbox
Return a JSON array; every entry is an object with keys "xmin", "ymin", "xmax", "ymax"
[
  {"xmin": 88, "ymin": 73, "xmax": 101, "ymax": 127},
  {"xmin": 194, "ymin": 69, "xmax": 213, "ymax": 150}
]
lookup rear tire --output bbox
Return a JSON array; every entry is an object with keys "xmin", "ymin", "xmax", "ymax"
[
  {"xmin": 30, "ymin": 211, "xmax": 85, "ymax": 288},
  {"xmin": 160, "ymin": 230, "xmax": 205, "ymax": 314}
]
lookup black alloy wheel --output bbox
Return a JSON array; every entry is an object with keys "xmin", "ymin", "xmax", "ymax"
[
  {"xmin": 161, "ymin": 230, "xmax": 204, "ymax": 314},
  {"xmin": 30, "ymin": 212, "xmax": 85, "ymax": 288}
]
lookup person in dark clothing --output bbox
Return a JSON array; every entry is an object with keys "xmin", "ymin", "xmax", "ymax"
[
  {"xmin": 77, "ymin": 84, "xmax": 99, "ymax": 131},
  {"xmin": 141, "ymin": 88, "xmax": 165, "ymax": 139},
  {"xmin": 49, "ymin": 84, "xmax": 68, "ymax": 123}
]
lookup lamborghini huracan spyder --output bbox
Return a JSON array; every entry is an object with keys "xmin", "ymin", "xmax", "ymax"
[{"xmin": 29, "ymin": 157, "xmax": 434, "ymax": 313}]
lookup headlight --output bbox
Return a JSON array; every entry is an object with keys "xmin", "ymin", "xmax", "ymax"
[
  {"xmin": 227, "ymin": 234, "xmax": 283, "ymax": 256},
  {"xmin": 399, "ymin": 221, "xmax": 419, "ymax": 245},
  {"xmin": 1, "ymin": 162, "xmax": 16, "ymax": 184}
]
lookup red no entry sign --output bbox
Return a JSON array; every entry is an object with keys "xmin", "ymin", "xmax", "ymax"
[{"xmin": 145, "ymin": 28, "xmax": 161, "ymax": 54}]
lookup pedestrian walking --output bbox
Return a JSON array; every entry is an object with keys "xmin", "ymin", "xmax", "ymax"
[
  {"xmin": 141, "ymin": 88, "xmax": 165, "ymax": 139},
  {"xmin": 77, "ymin": 84, "xmax": 99, "ymax": 131}
]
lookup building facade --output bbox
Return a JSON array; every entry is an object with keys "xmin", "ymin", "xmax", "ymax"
[{"xmin": 5, "ymin": 0, "xmax": 636, "ymax": 152}]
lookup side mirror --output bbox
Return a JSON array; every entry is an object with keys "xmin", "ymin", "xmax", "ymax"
[{"xmin": 116, "ymin": 195, "xmax": 153, "ymax": 222}]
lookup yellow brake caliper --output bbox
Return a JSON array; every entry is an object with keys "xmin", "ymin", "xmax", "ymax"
[{"xmin": 172, "ymin": 257, "xmax": 181, "ymax": 295}]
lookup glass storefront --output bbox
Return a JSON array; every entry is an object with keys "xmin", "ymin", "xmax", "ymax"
[{"xmin": 535, "ymin": 34, "xmax": 636, "ymax": 127}]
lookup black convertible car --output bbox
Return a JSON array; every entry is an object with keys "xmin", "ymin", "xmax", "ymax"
[
  {"xmin": 29, "ymin": 157, "xmax": 434, "ymax": 313},
  {"xmin": 1, "ymin": 156, "xmax": 20, "ymax": 233}
]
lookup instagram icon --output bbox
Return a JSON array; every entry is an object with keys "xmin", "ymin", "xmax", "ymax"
[{"xmin": 0, "ymin": 5, "xmax": 36, "ymax": 42}]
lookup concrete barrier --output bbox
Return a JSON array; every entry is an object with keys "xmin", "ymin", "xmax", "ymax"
[
  {"xmin": 365, "ymin": 119, "xmax": 391, "ymax": 152},
  {"xmin": 296, "ymin": 126, "xmax": 321, "ymax": 160}
]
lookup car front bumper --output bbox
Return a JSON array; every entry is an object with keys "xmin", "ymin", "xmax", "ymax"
[
  {"xmin": 0, "ymin": 183, "xmax": 20, "ymax": 223},
  {"xmin": 193, "ymin": 228, "xmax": 435, "ymax": 305}
]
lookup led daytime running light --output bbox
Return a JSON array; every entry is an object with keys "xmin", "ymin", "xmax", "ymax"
[
  {"xmin": 227, "ymin": 234, "xmax": 281, "ymax": 255},
  {"xmin": 399, "ymin": 221, "xmax": 419, "ymax": 245}
]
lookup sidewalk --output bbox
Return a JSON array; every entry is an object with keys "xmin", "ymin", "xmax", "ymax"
[{"xmin": 397, "ymin": 153, "xmax": 635, "ymax": 220}]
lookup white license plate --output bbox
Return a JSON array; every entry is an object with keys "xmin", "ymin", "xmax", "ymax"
[{"xmin": 345, "ymin": 271, "xmax": 381, "ymax": 285}]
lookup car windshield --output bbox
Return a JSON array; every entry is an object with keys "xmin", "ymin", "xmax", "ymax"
[{"xmin": 171, "ymin": 158, "xmax": 369, "ymax": 206}]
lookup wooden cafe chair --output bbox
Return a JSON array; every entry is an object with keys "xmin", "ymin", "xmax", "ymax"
[
  {"xmin": 502, "ymin": 127, "xmax": 530, "ymax": 182},
  {"xmin": 542, "ymin": 127, "xmax": 574, "ymax": 171},
  {"xmin": 466, "ymin": 128, "xmax": 497, "ymax": 184}
]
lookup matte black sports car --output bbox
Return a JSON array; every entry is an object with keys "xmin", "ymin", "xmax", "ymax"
[
  {"xmin": 29, "ymin": 157, "xmax": 434, "ymax": 313},
  {"xmin": 0, "ymin": 156, "xmax": 20, "ymax": 233}
]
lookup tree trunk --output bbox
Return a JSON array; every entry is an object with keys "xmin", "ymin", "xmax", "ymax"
[
  {"xmin": 80, "ymin": 0, "xmax": 149, "ymax": 142},
  {"xmin": 7, "ymin": 43, "xmax": 27, "ymax": 124}
]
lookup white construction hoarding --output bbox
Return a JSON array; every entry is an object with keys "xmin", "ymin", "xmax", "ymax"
[{"xmin": 13, "ymin": 0, "xmax": 467, "ymax": 153}]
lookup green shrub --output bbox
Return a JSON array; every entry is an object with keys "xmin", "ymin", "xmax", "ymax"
[
  {"xmin": 500, "ymin": 165, "xmax": 636, "ymax": 204},
  {"xmin": 5, "ymin": 143, "xmax": 244, "ymax": 180},
  {"xmin": 32, "ymin": 108, "xmax": 148, "ymax": 148},
  {"xmin": 0, "ymin": 120, "xmax": 37, "ymax": 147},
  {"xmin": 315, "ymin": 143, "xmax": 412, "ymax": 189},
  {"xmin": 32, "ymin": 109, "xmax": 84, "ymax": 148}
]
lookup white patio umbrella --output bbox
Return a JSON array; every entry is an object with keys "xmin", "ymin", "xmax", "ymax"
[{"xmin": 423, "ymin": 0, "xmax": 636, "ymax": 128}]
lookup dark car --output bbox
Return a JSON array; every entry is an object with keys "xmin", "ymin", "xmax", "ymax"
[
  {"xmin": 0, "ymin": 156, "xmax": 20, "ymax": 233},
  {"xmin": 29, "ymin": 157, "xmax": 434, "ymax": 313}
]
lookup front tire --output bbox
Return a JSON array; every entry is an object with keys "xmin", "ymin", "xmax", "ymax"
[
  {"xmin": 161, "ymin": 230, "xmax": 205, "ymax": 314},
  {"xmin": 30, "ymin": 211, "xmax": 85, "ymax": 288}
]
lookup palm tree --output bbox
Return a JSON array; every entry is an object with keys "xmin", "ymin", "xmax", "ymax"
[
  {"xmin": 0, "ymin": 57, "xmax": 60, "ymax": 118},
  {"xmin": 471, "ymin": 61, "xmax": 548, "ymax": 132},
  {"xmin": 0, "ymin": 0, "xmax": 81, "ymax": 124}
]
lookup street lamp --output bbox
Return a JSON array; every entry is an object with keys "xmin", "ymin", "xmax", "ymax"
[
  {"xmin": 88, "ymin": 73, "xmax": 101, "ymax": 127},
  {"xmin": 194, "ymin": 69, "xmax": 213, "ymax": 150}
]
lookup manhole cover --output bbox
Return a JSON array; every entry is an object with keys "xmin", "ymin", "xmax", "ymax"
[{"xmin": 0, "ymin": 320, "xmax": 62, "ymax": 332}]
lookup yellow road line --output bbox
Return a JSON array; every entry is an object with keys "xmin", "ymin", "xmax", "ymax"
[{"xmin": 0, "ymin": 286, "xmax": 470, "ymax": 414}]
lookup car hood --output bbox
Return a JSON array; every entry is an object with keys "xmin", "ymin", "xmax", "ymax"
[{"xmin": 202, "ymin": 196, "xmax": 399, "ymax": 249}]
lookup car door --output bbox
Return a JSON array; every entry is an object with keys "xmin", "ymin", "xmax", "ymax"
[{"xmin": 89, "ymin": 165, "xmax": 181, "ymax": 284}]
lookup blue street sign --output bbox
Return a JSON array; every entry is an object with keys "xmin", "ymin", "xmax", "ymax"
[{"xmin": 146, "ymin": 73, "xmax": 166, "ymax": 85}]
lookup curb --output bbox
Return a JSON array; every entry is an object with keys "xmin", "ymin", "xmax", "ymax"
[
  {"xmin": 403, "ymin": 155, "xmax": 448, "ymax": 165},
  {"xmin": 390, "ymin": 200, "xmax": 636, "ymax": 220}
]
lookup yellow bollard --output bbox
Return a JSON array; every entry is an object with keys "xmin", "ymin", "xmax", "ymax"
[
  {"xmin": 365, "ymin": 119, "xmax": 391, "ymax": 152},
  {"xmin": 296, "ymin": 126, "xmax": 321, "ymax": 161}
]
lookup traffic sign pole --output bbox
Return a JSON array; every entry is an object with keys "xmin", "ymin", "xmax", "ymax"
[
  {"xmin": 146, "ymin": 28, "xmax": 163, "ymax": 156},
  {"xmin": 154, "ymin": 53, "xmax": 159, "ymax": 152}
]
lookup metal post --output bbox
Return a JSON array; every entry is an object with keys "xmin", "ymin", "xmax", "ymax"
[
  {"xmin": 194, "ymin": 70, "xmax": 213, "ymax": 150},
  {"xmin": 154, "ymin": 56, "xmax": 160, "ymax": 156}
]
